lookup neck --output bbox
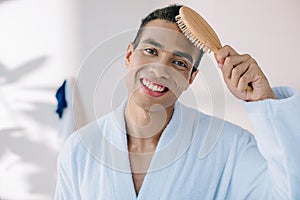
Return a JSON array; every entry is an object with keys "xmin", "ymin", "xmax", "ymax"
[{"xmin": 125, "ymin": 100, "xmax": 174, "ymax": 152}]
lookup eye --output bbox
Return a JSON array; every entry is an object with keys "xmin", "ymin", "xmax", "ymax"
[
  {"xmin": 173, "ymin": 60, "xmax": 188, "ymax": 68},
  {"xmin": 144, "ymin": 48, "xmax": 157, "ymax": 56}
]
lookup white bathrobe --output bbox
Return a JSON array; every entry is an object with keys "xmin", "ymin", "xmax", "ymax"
[{"xmin": 55, "ymin": 87, "xmax": 300, "ymax": 199}]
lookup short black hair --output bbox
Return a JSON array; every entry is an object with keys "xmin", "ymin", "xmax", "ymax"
[{"xmin": 132, "ymin": 4, "xmax": 204, "ymax": 72}]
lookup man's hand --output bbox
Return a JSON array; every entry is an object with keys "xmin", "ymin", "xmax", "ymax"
[{"xmin": 215, "ymin": 45, "xmax": 277, "ymax": 101}]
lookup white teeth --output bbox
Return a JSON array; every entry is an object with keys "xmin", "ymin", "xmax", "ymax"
[
  {"xmin": 142, "ymin": 79, "xmax": 165, "ymax": 92},
  {"xmin": 149, "ymin": 84, "xmax": 154, "ymax": 90}
]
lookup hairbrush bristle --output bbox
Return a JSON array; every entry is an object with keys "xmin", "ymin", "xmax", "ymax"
[{"xmin": 175, "ymin": 15, "xmax": 211, "ymax": 53}]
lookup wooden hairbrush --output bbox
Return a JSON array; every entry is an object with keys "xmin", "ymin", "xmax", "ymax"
[
  {"xmin": 176, "ymin": 6, "xmax": 253, "ymax": 92},
  {"xmin": 175, "ymin": 6, "xmax": 222, "ymax": 53}
]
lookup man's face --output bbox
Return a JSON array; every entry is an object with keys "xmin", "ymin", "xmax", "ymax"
[{"xmin": 125, "ymin": 19, "xmax": 199, "ymax": 110}]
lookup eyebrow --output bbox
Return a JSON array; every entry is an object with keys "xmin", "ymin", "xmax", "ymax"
[
  {"xmin": 173, "ymin": 51, "xmax": 193, "ymax": 64},
  {"xmin": 141, "ymin": 38, "xmax": 163, "ymax": 48},
  {"xmin": 141, "ymin": 38, "xmax": 194, "ymax": 64}
]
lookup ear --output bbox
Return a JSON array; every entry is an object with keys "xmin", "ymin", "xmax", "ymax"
[
  {"xmin": 125, "ymin": 43, "xmax": 133, "ymax": 68},
  {"xmin": 189, "ymin": 69, "xmax": 199, "ymax": 84},
  {"xmin": 184, "ymin": 69, "xmax": 199, "ymax": 90}
]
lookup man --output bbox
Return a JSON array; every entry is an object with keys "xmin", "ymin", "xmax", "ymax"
[{"xmin": 55, "ymin": 4, "xmax": 300, "ymax": 199}]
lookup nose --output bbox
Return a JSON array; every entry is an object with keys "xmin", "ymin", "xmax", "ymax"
[{"xmin": 148, "ymin": 53, "xmax": 171, "ymax": 79}]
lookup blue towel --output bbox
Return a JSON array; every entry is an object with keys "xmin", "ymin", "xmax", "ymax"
[{"xmin": 55, "ymin": 80, "xmax": 67, "ymax": 118}]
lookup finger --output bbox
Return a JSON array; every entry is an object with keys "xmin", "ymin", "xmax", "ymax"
[
  {"xmin": 237, "ymin": 63, "xmax": 258, "ymax": 93},
  {"xmin": 222, "ymin": 54, "xmax": 254, "ymax": 83},
  {"xmin": 222, "ymin": 56, "xmax": 234, "ymax": 79},
  {"xmin": 216, "ymin": 45, "xmax": 238, "ymax": 64},
  {"xmin": 231, "ymin": 62, "xmax": 250, "ymax": 88},
  {"xmin": 221, "ymin": 55, "xmax": 246, "ymax": 79},
  {"xmin": 227, "ymin": 54, "xmax": 252, "ymax": 66}
]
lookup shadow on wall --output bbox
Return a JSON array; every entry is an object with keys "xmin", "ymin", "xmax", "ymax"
[
  {"xmin": 0, "ymin": 128, "xmax": 57, "ymax": 197},
  {"xmin": 0, "ymin": 0, "xmax": 14, "ymax": 4},
  {"xmin": 0, "ymin": 56, "xmax": 60, "ymax": 199},
  {"xmin": 0, "ymin": 57, "xmax": 47, "ymax": 84}
]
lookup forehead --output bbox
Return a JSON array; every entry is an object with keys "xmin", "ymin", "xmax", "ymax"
[{"xmin": 137, "ymin": 20, "xmax": 199, "ymax": 59}]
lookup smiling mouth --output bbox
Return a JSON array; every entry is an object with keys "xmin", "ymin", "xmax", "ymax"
[{"xmin": 140, "ymin": 78, "xmax": 169, "ymax": 93}]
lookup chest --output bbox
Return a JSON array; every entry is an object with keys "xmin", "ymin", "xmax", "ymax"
[{"xmin": 128, "ymin": 150, "xmax": 154, "ymax": 195}]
